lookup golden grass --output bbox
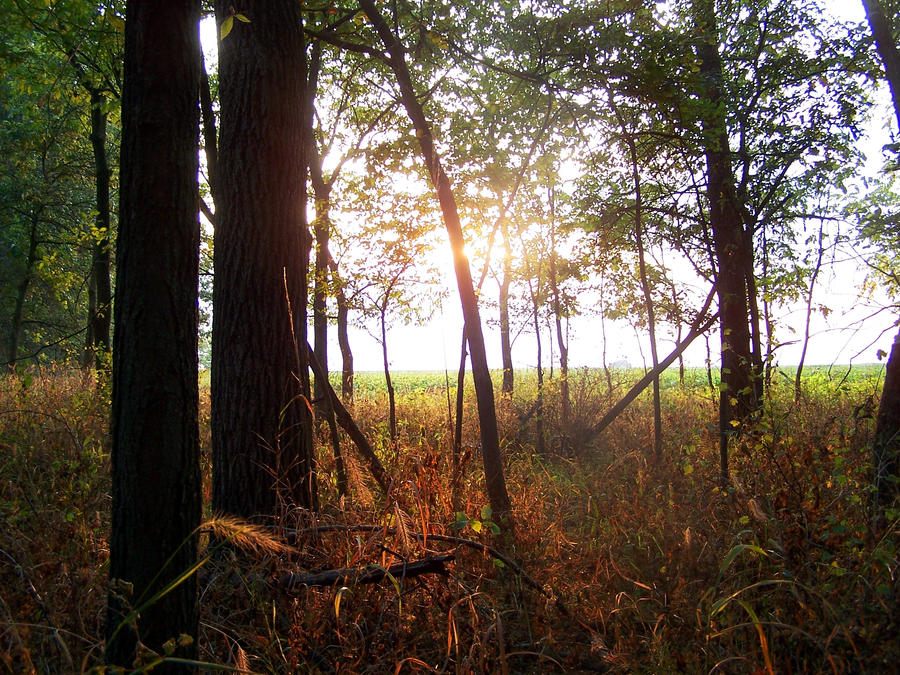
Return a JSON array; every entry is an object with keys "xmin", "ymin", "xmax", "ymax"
[{"xmin": 1, "ymin": 365, "xmax": 897, "ymax": 673}]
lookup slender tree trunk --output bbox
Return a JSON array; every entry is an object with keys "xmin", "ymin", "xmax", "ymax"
[
  {"xmin": 862, "ymin": 0, "xmax": 900, "ymax": 129},
  {"xmin": 85, "ymin": 87, "xmax": 112, "ymax": 370},
  {"xmin": 380, "ymin": 298, "xmax": 397, "ymax": 444},
  {"xmin": 212, "ymin": 0, "xmax": 317, "ymax": 518},
  {"xmin": 693, "ymin": 0, "xmax": 757, "ymax": 486},
  {"xmin": 454, "ymin": 328, "xmax": 466, "ymax": 457},
  {"xmin": 625, "ymin": 133, "xmax": 662, "ymax": 462},
  {"xmin": 499, "ymin": 220, "xmax": 514, "ymax": 395},
  {"xmin": 7, "ymin": 210, "xmax": 40, "ymax": 367},
  {"xmin": 794, "ymin": 221, "xmax": 825, "ymax": 401},
  {"xmin": 547, "ymin": 194, "xmax": 570, "ymax": 432},
  {"xmin": 528, "ymin": 277, "xmax": 546, "ymax": 455},
  {"xmin": 328, "ymin": 254, "xmax": 354, "ymax": 403},
  {"xmin": 200, "ymin": 49, "xmax": 220, "ymax": 212},
  {"xmin": 105, "ymin": 2, "xmax": 201, "ymax": 670},
  {"xmin": 360, "ymin": 0, "xmax": 512, "ymax": 525}
]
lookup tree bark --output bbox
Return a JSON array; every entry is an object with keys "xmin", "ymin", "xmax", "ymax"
[
  {"xmin": 85, "ymin": 87, "xmax": 112, "ymax": 370},
  {"xmin": 306, "ymin": 342, "xmax": 389, "ymax": 494},
  {"xmin": 7, "ymin": 210, "xmax": 40, "ymax": 368},
  {"xmin": 862, "ymin": 0, "xmax": 900, "ymax": 129},
  {"xmin": 499, "ymin": 219, "xmax": 514, "ymax": 395},
  {"xmin": 328, "ymin": 253, "xmax": 354, "ymax": 403},
  {"xmin": 693, "ymin": 0, "xmax": 757, "ymax": 486},
  {"xmin": 873, "ymin": 330, "xmax": 900, "ymax": 526},
  {"xmin": 105, "ymin": 2, "xmax": 201, "ymax": 670},
  {"xmin": 212, "ymin": 0, "xmax": 317, "ymax": 518},
  {"xmin": 547, "ymin": 194, "xmax": 570, "ymax": 432},
  {"xmin": 360, "ymin": 0, "xmax": 512, "ymax": 526},
  {"xmin": 379, "ymin": 292, "xmax": 398, "ymax": 444}
]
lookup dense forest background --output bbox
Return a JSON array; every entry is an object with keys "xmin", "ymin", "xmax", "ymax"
[{"xmin": 1, "ymin": 0, "xmax": 899, "ymax": 672}]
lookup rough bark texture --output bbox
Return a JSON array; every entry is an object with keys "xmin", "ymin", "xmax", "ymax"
[
  {"xmin": 873, "ymin": 331, "xmax": 900, "ymax": 524},
  {"xmin": 105, "ymin": 1, "xmax": 201, "ymax": 670},
  {"xmin": 359, "ymin": 0, "xmax": 513, "ymax": 526},
  {"xmin": 212, "ymin": 0, "xmax": 317, "ymax": 518},
  {"xmin": 693, "ymin": 0, "xmax": 757, "ymax": 485},
  {"xmin": 862, "ymin": 0, "xmax": 900, "ymax": 129}
]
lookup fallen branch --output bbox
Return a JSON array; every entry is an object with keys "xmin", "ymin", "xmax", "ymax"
[
  {"xmin": 280, "ymin": 553, "xmax": 454, "ymax": 590},
  {"xmin": 586, "ymin": 289, "xmax": 719, "ymax": 443},
  {"xmin": 284, "ymin": 525, "xmax": 570, "ymax": 617}
]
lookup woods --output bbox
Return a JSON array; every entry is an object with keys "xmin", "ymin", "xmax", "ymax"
[{"xmin": 1, "ymin": 0, "xmax": 899, "ymax": 671}]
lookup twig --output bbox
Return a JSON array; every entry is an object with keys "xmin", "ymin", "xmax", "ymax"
[
  {"xmin": 280, "ymin": 553, "xmax": 454, "ymax": 590},
  {"xmin": 283, "ymin": 525, "xmax": 571, "ymax": 617}
]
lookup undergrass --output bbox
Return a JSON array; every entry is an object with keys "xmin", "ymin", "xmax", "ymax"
[{"xmin": 1, "ymin": 364, "xmax": 897, "ymax": 672}]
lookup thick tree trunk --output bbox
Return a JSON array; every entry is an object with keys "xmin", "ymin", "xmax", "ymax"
[
  {"xmin": 693, "ymin": 0, "xmax": 757, "ymax": 486},
  {"xmin": 360, "ymin": 0, "xmax": 512, "ymax": 526},
  {"xmin": 862, "ymin": 0, "xmax": 900, "ymax": 129},
  {"xmin": 85, "ymin": 87, "xmax": 112, "ymax": 370},
  {"xmin": 212, "ymin": 0, "xmax": 317, "ymax": 518},
  {"xmin": 105, "ymin": 2, "xmax": 201, "ymax": 670},
  {"xmin": 873, "ymin": 330, "xmax": 900, "ymax": 526}
]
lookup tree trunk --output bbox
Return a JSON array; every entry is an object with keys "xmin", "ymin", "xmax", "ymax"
[
  {"xmin": 105, "ymin": 2, "xmax": 201, "ymax": 670},
  {"xmin": 547, "ymin": 193, "xmax": 570, "ymax": 432},
  {"xmin": 380, "ymin": 297, "xmax": 398, "ymax": 444},
  {"xmin": 7, "ymin": 210, "xmax": 40, "ymax": 368},
  {"xmin": 360, "ymin": 0, "xmax": 512, "ymax": 526},
  {"xmin": 873, "ymin": 330, "xmax": 900, "ymax": 526},
  {"xmin": 528, "ymin": 276, "xmax": 546, "ymax": 455},
  {"xmin": 624, "ymin": 131, "xmax": 662, "ymax": 462},
  {"xmin": 85, "ymin": 87, "xmax": 112, "ymax": 370},
  {"xmin": 794, "ymin": 222, "xmax": 825, "ymax": 401},
  {"xmin": 862, "ymin": 0, "xmax": 900, "ymax": 129},
  {"xmin": 212, "ymin": 0, "xmax": 317, "ymax": 518},
  {"xmin": 453, "ymin": 329, "xmax": 467, "ymax": 457},
  {"xmin": 499, "ymin": 219, "xmax": 514, "ymax": 395},
  {"xmin": 693, "ymin": 0, "xmax": 757, "ymax": 486},
  {"xmin": 328, "ymin": 253, "xmax": 354, "ymax": 403}
]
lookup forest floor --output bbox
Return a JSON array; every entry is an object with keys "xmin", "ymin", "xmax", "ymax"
[{"xmin": 1, "ymin": 365, "xmax": 898, "ymax": 673}]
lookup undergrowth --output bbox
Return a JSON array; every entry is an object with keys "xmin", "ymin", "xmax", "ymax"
[{"xmin": 1, "ymin": 365, "xmax": 897, "ymax": 672}]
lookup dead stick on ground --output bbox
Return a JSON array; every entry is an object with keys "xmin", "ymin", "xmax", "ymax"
[
  {"xmin": 284, "ymin": 525, "xmax": 570, "ymax": 617},
  {"xmin": 280, "ymin": 553, "xmax": 454, "ymax": 589}
]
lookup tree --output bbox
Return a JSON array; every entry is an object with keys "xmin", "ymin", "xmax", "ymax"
[
  {"xmin": 105, "ymin": 0, "xmax": 200, "ymax": 670},
  {"xmin": 861, "ymin": 0, "xmax": 900, "ymax": 523},
  {"xmin": 358, "ymin": 0, "xmax": 513, "ymax": 527},
  {"xmin": 211, "ymin": 0, "xmax": 317, "ymax": 518}
]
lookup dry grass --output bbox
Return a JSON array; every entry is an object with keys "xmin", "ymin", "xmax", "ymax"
[{"xmin": 1, "ymin": 365, "xmax": 898, "ymax": 673}]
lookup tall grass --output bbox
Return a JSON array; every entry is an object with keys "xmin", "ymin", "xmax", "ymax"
[{"xmin": 1, "ymin": 364, "xmax": 897, "ymax": 672}]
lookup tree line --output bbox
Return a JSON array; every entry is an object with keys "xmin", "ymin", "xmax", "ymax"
[{"xmin": 1, "ymin": 0, "xmax": 899, "ymax": 670}]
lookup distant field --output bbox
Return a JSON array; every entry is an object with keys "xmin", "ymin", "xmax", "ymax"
[{"xmin": 327, "ymin": 362, "xmax": 885, "ymax": 397}]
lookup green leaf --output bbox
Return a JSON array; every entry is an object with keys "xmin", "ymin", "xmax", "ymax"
[
  {"xmin": 488, "ymin": 521, "xmax": 501, "ymax": 535},
  {"xmin": 480, "ymin": 504, "xmax": 492, "ymax": 521},
  {"xmin": 220, "ymin": 15, "xmax": 234, "ymax": 40},
  {"xmin": 235, "ymin": 13, "xmax": 251, "ymax": 23},
  {"xmin": 470, "ymin": 519, "xmax": 482, "ymax": 533}
]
